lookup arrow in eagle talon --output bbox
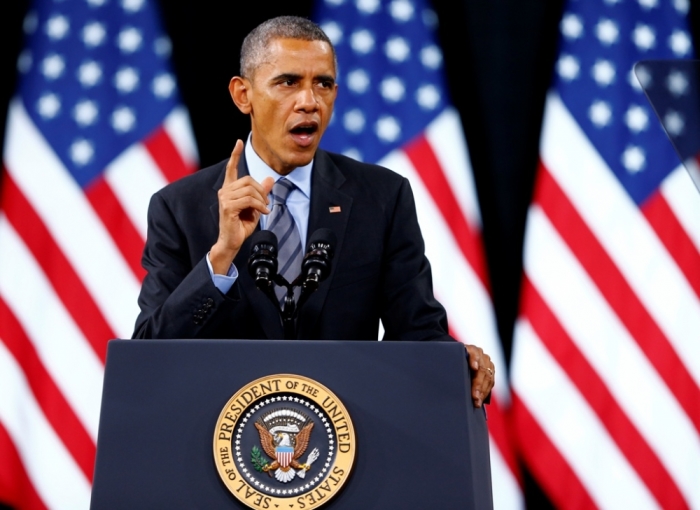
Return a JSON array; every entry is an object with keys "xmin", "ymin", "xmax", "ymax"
[{"xmin": 296, "ymin": 448, "xmax": 320, "ymax": 478}]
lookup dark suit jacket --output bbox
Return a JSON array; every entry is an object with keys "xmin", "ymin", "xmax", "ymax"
[{"xmin": 132, "ymin": 149, "xmax": 450, "ymax": 341}]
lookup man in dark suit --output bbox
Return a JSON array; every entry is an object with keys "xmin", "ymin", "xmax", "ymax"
[{"xmin": 133, "ymin": 16, "xmax": 495, "ymax": 407}]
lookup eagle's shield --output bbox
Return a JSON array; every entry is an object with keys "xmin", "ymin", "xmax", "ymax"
[{"xmin": 275, "ymin": 446, "xmax": 294, "ymax": 468}]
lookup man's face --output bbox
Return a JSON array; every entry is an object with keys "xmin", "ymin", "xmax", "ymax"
[{"xmin": 232, "ymin": 38, "xmax": 338, "ymax": 175}]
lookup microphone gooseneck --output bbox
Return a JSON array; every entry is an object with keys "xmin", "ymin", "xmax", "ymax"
[
  {"xmin": 247, "ymin": 230, "xmax": 278, "ymax": 291},
  {"xmin": 301, "ymin": 228, "xmax": 337, "ymax": 292}
]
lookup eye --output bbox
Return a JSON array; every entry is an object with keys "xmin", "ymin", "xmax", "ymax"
[{"xmin": 277, "ymin": 77, "xmax": 297, "ymax": 87}]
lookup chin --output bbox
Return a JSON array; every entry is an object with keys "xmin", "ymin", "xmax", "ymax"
[{"xmin": 287, "ymin": 152, "xmax": 315, "ymax": 168}]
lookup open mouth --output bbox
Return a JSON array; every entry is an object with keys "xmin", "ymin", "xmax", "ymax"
[
  {"xmin": 290, "ymin": 124, "xmax": 318, "ymax": 136},
  {"xmin": 289, "ymin": 123, "xmax": 319, "ymax": 147}
]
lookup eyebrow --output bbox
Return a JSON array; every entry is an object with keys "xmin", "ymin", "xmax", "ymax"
[
  {"xmin": 316, "ymin": 74, "xmax": 336, "ymax": 84},
  {"xmin": 271, "ymin": 73, "xmax": 302, "ymax": 83},
  {"xmin": 270, "ymin": 73, "xmax": 336, "ymax": 84}
]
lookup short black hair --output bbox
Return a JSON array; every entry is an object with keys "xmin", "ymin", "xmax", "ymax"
[{"xmin": 240, "ymin": 16, "xmax": 337, "ymax": 79}]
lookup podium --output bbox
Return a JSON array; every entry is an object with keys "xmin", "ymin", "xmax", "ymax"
[{"xmin": 90, "ymin": 340, "xmax": 493, "ymax": 509}]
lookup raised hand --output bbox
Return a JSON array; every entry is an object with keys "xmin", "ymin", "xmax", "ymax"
[{"xmin": 209, "ymin": 140, "xmax": 274, "ymax": 274}]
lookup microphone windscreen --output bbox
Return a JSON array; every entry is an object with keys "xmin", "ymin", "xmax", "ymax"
[
  {"xmin": 306, "ymin": 228, "xmax": 336, "ymax": 252},
  {"xmin": 251, "ymin": 229, "xmax": 278, "ymax": 250}
]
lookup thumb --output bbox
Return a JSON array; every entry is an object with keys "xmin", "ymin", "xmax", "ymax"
[
  {"xmin": 259, "ymin": 177, "xmax": 274, "ymax": 210},
  {"xmin": 261, "ymin": 176, "xmax": 274, "ymax": 195}
]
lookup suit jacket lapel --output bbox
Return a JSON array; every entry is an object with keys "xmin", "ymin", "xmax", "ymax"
[
  {"xmin": 298, "ymin": 150, "xmax": 353, "ymax": 339},
  {"xmin": 209, "ymin": 153, "xmax": 285, "ymax": 340}
]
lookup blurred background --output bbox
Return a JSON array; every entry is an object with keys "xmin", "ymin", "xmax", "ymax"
[
  {"xmin": 0, "ymin": 0, "xmax": 573, "ymax": 358},
  {"xmin": 1, "ymin": 1, "xmax": 699, "ymax": 508}
]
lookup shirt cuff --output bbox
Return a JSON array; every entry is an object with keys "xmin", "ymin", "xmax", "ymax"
[{"xmin": 206, "ymin": 251, "xmax": 238, "ymax": 294}]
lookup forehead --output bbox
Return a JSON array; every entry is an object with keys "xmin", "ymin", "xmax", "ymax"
[{"xmin": 255, "ymin": 38, "xmax": 336, "ymax": 78}]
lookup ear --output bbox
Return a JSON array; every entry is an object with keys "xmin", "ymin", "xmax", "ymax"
[{"xmin": 229, "ymin": 76, "xmax": 252, "ymax": 114}]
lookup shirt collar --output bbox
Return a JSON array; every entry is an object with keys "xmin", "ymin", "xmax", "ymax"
[{"xmin": 244, "ymin": 133, "xmax": 312, "ymax": 199}]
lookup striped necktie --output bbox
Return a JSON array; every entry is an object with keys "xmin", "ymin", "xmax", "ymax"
[{"xmin": 267, "ymin": 178, "xmax": 303, "ymax": 305}]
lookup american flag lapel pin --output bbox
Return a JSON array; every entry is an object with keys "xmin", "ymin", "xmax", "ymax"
[{"xmin": 329, "ymin": 205, "xmax": 341, "ymax": 213}]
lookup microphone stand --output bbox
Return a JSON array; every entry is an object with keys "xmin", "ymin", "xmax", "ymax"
[
  {"xmin": 266, "ymin": 275, "xmax": 323, "ymax": 339},
  {"xmin": 249, "ymin": 229, "xmax": 335, "ymax": 340},
  {"xmin": 249, "ymin": 269, "xmax": 299, "ymax": 339},
  {"xmin": 276, "ymin": 275, "xmax": 297, "ymax": 340},
  {"xmin": 258, "ymin": 266, "xmax": 320, "ymax": 340}
]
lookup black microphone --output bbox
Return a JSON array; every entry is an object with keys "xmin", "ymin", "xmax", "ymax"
[
  {"xmin": 247, "ymin": 230, "xmax": 278, "ymax": 290},
  {"xmin": 301, "ymin": 228, "xmax": 336, "ymax": 292}
]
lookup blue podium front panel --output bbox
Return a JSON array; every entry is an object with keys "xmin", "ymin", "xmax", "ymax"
[{"xmin": 91, "ymin": 340, "xmax": 491, "ymax": 509}]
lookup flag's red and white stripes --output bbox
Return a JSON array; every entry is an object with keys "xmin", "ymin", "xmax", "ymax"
[
  {"xmin": 0, "ymin": 100, "xmax": 196, "ymax": 509},
  {"xmin": 512, "ymin": 92, "xmax": 700, "ymax": 509},
  {"xmin": 380, "ymin": 108, "xmax": 524, "ymax": 510}
]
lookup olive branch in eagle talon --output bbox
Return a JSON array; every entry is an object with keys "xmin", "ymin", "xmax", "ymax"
[
  {"xmin": 254, "ymin": 420, "xmax": 316, "ymax": 483},
  {"xmin": 250, "ymin": 446, "xmax": 268, "ymax": 472}
]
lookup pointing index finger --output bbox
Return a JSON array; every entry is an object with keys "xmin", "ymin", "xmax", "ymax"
[{"xmin": 224, "ymin": 139, "xmax": 244, "ymax": 186}]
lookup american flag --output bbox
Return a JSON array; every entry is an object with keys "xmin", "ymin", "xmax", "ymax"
[
  {"xmin": 313, "ymin": 1, "xmax": 522, "ymax": 508},
  {"xmin": 511, "ymin": 0, "xmax": 700, "ymax": 508},
  {"xmin": 0, "ymin": 0, "xmax": 196, "ymax": 507}
]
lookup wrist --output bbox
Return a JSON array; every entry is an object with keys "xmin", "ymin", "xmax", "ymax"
[{"xmin": 210, "ymin": 242, "xmax": 238, "ymax": 275}]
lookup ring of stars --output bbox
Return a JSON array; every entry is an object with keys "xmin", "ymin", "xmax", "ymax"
[{"xmin": 233, "ymin": 395, "xmax": 336, "ymax": 497}]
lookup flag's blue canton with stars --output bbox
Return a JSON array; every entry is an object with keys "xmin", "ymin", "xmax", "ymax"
[
  {"xmin": 314, "ymin": 0, "xmax": 448, "ymax": 163},
  {"xmin": 555, "ymin": 0, "xmax": 694, "ymax": 206},
  {"xmin": 637, "ymin": 59, "xmax": 700, "ymax": 164},
  {"xmin": 19, "ymin": 0, "xmax": 181, "ymax": 189}
]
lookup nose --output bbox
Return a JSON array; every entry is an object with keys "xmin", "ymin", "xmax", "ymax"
[{"xmin": 295, "ymin": 86, "xmax": 319, "ymax": 112}]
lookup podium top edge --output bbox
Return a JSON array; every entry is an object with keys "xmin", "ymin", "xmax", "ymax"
[{"xmin": 108, "ymin": 338, "xmax": 462, "ymax": 348}]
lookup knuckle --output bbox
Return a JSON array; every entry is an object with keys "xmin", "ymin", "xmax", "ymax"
[{"xmin": 238, "ymin": 196, "xmax": 253, "ymax": 207}]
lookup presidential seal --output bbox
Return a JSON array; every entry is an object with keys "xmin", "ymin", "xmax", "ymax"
[{"xmin": 213, "ymin": 374, "xmax": 356, "ymax": 509}]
